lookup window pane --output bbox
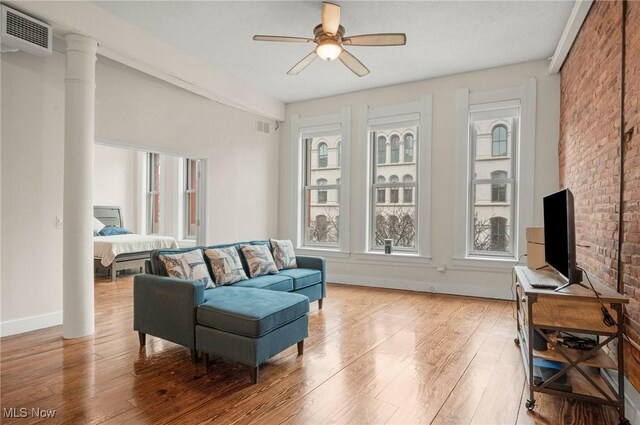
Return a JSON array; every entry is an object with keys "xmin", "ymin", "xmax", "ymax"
[
  {"xmin": 305, "ymin": 188, "xmax": 339, "ymax": 246},
  {"xmin": 148, "ymin": 153, "xmax": 161, "ymax": 234},
  {"xmin": 304, "ymin": 135, "xmax": 341, "ymax": 247},
  {"xmin": 371, "ymin": 125, "xmax": 418, "ymax": 252},
  {"xmin": 471, "ymin": 183, "xmax": 512, "ymax": 253},
  {"xmin": 373, "ymin": 205, "xmax": 416, "ymax": 250}
]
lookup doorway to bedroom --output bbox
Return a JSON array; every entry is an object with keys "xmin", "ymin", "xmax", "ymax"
[{"xmin": 93, "ymin": 140, "xmax": 207, "ymax": 279}]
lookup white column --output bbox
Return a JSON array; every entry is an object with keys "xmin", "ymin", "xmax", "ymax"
[{"xmin": 63, "ymin": 34, "xmax": 97, "ymax": 339}]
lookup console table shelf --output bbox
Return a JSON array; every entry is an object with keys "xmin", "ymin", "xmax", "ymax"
[{"xmin": 513, "ymin": 266, "xmax": 629, "ymax": 425}]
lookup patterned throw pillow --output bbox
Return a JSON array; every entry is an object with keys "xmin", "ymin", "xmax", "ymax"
[
  {"xmin": 240, "ymin": 244, "xmax": 279, "ymax": 278},
  {"xmin": 204, "ymin": 247, "xmax": 248, "ymax": 285},
  {"xmin": 159, "ymin": 250, "xmax": 214, "ymax": 289},
  {"xmin": 270, "ymin": 239, "xmax": 298, "ymax": 270}
]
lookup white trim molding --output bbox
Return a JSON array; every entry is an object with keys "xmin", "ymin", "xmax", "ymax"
[
  {"xmin": 453, "ymin": 79, "xmax": 537, "ymax": 269},
  {"xmin": 0, "ymin": 311, "xmax": 62, "ymax": 337},
  {"xmin": 290, "ymin": 108, "xmax": 351, "ymax": 255},
  {"xmin": 328, "ymin": 274, "xmax": 512, "ymax": 300},
  {"xmin": 548, "ymin": 0, "xmax": 594, "ymax": 74},
  {"xmin": 356, "ymin": 95, "xmax": 433, "ymax": 260},
  {"xmin": 603, "ymin": 370, "xmax": 640, "ymax": 425}
]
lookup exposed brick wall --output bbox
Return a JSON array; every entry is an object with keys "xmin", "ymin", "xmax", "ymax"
[{"xmin": 559, "ymin": 0, "xmax": 640, "ymax": 390}]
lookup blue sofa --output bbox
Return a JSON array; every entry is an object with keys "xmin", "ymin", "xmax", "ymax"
[{"xmin": 133, "ymin": 240, "xmax": 326, "ymax": 382}]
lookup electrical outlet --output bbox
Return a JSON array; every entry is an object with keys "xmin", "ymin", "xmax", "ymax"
[{"xmin": 55, "ymin": 216, "xmax": 63, "ymax": 229}]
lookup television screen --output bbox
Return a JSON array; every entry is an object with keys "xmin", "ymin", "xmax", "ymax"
[{"xmin": 543, "ymin": 189, "xmax": 574, "ymax": 281}]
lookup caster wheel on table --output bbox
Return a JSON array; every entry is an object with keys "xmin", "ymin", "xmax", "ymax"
[
  {"xmin": 514, "ymin": 337, "xmax": 520, "ymax": 346},
  {"xmin": 525, "ymin": 399, "xmax": 535, "ymax": 411}
]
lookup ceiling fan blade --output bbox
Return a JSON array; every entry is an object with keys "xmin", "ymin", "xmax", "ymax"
[
  {"xmin": 321, "ymin": 2, "xmax": 341, "ymax": 35},
  {"xmin": 253, "ymin": 35, "xmax": 314, "ymax": 43},
  {"xmin": 342, "ymin": 33, "xmax": 407, "ymax": 46},
  {"xmin": 287, "ymin": 51, "xmax": 318, "ymax": 75},
  {"xmin": 338, "ymin": 49, "xmax": 369, "ymax": 77}
]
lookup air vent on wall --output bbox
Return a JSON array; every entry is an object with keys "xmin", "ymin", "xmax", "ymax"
[
  {"xmin": 256, "ymin": 119, "xmax": 270, "ymax": 134},
  {"xmin": 1, "ymin": 5, "xmax": 52, "ymax": 57}
]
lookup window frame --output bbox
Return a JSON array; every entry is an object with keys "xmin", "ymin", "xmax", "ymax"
[
  {"xmin": 146, "ymin": 152, "xmax": 161, "ymax": 235},
  {"xmin": 183, "ymin": 158, "xmax": 199, "ymax": 240},
  {"xmin": 290, "ymin": 108, "xmax": 351, "ymax": 257},
  {"xmin": 356, "ymin": 95, "xmax": 433, "ymax": 261},
  {"xmin": 453, "ymin": 79, "xmax": 537, "ymax": 268}
]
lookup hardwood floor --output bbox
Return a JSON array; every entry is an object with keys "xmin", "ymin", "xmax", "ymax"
[{"xmin": 1, "ymin": 276, "xmax": 619, "ymax": 424}]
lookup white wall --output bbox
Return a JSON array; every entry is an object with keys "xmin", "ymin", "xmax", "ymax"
[
  {"xmin": 93, "ymin": 144, "xmax": 139, "ymax": 232},
  {"xmin": 1, "ymin": 47, "xmax": 280, "ymax": 334},
  {"xmin": 279, "ymin": 60, "xmax": 560, "ymax": 299}
]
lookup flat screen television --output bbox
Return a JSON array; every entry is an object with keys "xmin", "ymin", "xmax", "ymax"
[{"xmin": 543, "ymin": 188, "xmax": 582, "ymax": 286}]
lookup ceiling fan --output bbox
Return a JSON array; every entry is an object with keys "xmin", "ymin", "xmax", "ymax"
[{"xmin": 253, "ymin": 2, "xmax": 406, "ymax": 77}]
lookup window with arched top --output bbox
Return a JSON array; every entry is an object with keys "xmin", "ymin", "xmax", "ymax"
[
  {"xmin": 390, "ymin": 135, "xmax": 400, "ymax": 163},
  {"xmin": 317, "ymin": 178, "xmax": 327, "ymax": 204},
  {"xmin": 377, "ymin": 136, "xmax": 387, "ymax": 164},
  {"xmin": 336, "ymin": 141, "xmax": 341, "ymax": 166},
  {"xmin": 491, "ymin": 125, "xmax": 508, "ymax": 157},
  {"xmin": 490, "ymin": 216, "xmax": 508, "ymax": 251},
  {"xmin": 404, "ymin": 133, "xmax": 414, "ymax": 162},
  {"xmin": 491, "ymin": 170, "xmax": 508, "ymax": 202},
  {"xmin": 403, "ymin": 174, "xmax": 414, "ymax": 203},
  {"xmin": 318, "ymin": 142, "xmax": 328, "ymax": 167},
  {"xmin": 377, "ymin": 175, "xmax": 386, "ymax": 203}
]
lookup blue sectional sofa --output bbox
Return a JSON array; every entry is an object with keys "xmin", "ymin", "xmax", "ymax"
[{"xmin": 133, "ymin": 239, "xmax": 326, "ymax": 382}]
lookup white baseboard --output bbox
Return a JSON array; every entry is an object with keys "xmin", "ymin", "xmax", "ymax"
[
  {"xmin": 328, "ymin": 273, "xmax": 513, "ymax": 300},
  {"xmin": 0, "ymin": 311, "xmax": 62, "ymax": 337},
  {"xmin": 603, "ymin": 369, "xmax": 640, "ymax": 424}
]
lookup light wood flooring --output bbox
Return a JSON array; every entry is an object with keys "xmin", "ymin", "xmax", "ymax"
[{"xmin": 1, "ymin": 275, "xmax": 619, "ymax": 424}]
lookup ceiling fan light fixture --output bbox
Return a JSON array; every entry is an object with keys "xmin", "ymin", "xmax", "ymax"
[{"xmin": 316, "ymin": 39, "xmax": 342, "ymax": 61}]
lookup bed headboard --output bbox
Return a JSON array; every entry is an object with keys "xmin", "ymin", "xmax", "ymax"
[{"xmin": 94, "ymin": 206, "xmax": 123, "ymax": 228}]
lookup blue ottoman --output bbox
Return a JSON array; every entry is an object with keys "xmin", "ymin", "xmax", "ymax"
[{"xmin": 195, "ymin": 286, "xmax": 309, "ymax": 383}]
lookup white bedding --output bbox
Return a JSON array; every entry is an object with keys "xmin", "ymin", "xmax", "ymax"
[{"xmin": 94, "ymin": 234, "xmax": 179, "ymax": 267}]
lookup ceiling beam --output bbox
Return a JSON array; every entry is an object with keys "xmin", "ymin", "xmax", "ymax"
[
  {"xmin": 548, "ymin": 0, "xmax": 593, "ymax": 74},
  {"xmin": 6, "ymin": 1, "xmax": 285, "ymax": 121}
]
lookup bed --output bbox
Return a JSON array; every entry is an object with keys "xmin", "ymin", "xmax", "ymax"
[{"xmin": 94, "ymin": 206, "xmax": 178, "ymax": 281}]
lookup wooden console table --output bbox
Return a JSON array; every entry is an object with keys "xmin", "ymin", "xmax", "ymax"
[{"xmin": 514, "ymin": 266, "xmax": 630, "ymax": 425}]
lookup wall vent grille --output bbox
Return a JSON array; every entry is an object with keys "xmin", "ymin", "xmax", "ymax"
[
  {"xmin": 256, "ymin": 120, "xmax": 270, "ymax": 134},
  {"xmin": 6, "ymin": 9, "xmax": 48, "ymax": 49},
  {"xmin": 1, "ymin": 5, "xmax": 52, "ymax": 57}
]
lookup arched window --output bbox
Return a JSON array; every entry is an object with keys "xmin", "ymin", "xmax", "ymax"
[
  {"xmin": 403, "ymin": 133, "xmax": 414, "ymax": 162},
  {"xmin": 403, "ymin": 174, "xmax": 414, "ymax": 203},
  {"xmin": 336, "ymin": 141, "xmax": 341, "ymax": 166},
  {"xmin": 389, "ymin": 175, "xmax": 399, "ymax": 203},
  {"xmin": 390, "ymin": 135, "xmax": 400, "ymax": 163},
  {"xmin": 491, "ymin": 125, "xmax": 508, "ymax": 157},
  {"xmin": 377, "ymin": 136, "xmax": 387, "ymax": 164},
  {"xmin": 317, "ymin": 178, "xmax": 327, "ymax": 204},
  {"xmin": 490, "ymin": 170, "xmax": 508, "ymax": 202},
  {"xmin": 490, "ymin": 216, "xmax": 508, "ymax": 251},
  {"xmin": 318, "ymin": 142, "xmax": 328, "ymax": 167},
  {"xmin": 377, "ymin": 175, "xmax": 386, "ymax": 203}
]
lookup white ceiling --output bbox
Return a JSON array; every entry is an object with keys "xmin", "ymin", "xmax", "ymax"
[{"xmin": 93, "ymin": 1, "xmax": 574, "ymax": 104}]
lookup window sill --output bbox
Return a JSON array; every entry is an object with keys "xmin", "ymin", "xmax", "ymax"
[
  {"xmin": 296, "ymin": 247, "xmax": 351, "ymax": 259},
  {"xmin": 353, "ymin": 252, "xmax": 432, "ymax": 265},
  {"xmin": 451, "ymin": 256, "xmax": 517, "ymax": 271}
]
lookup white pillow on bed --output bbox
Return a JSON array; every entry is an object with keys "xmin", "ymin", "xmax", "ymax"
[{"xmin": 93, "ymin": 217, "xmax": 105, "ymax": 236}]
